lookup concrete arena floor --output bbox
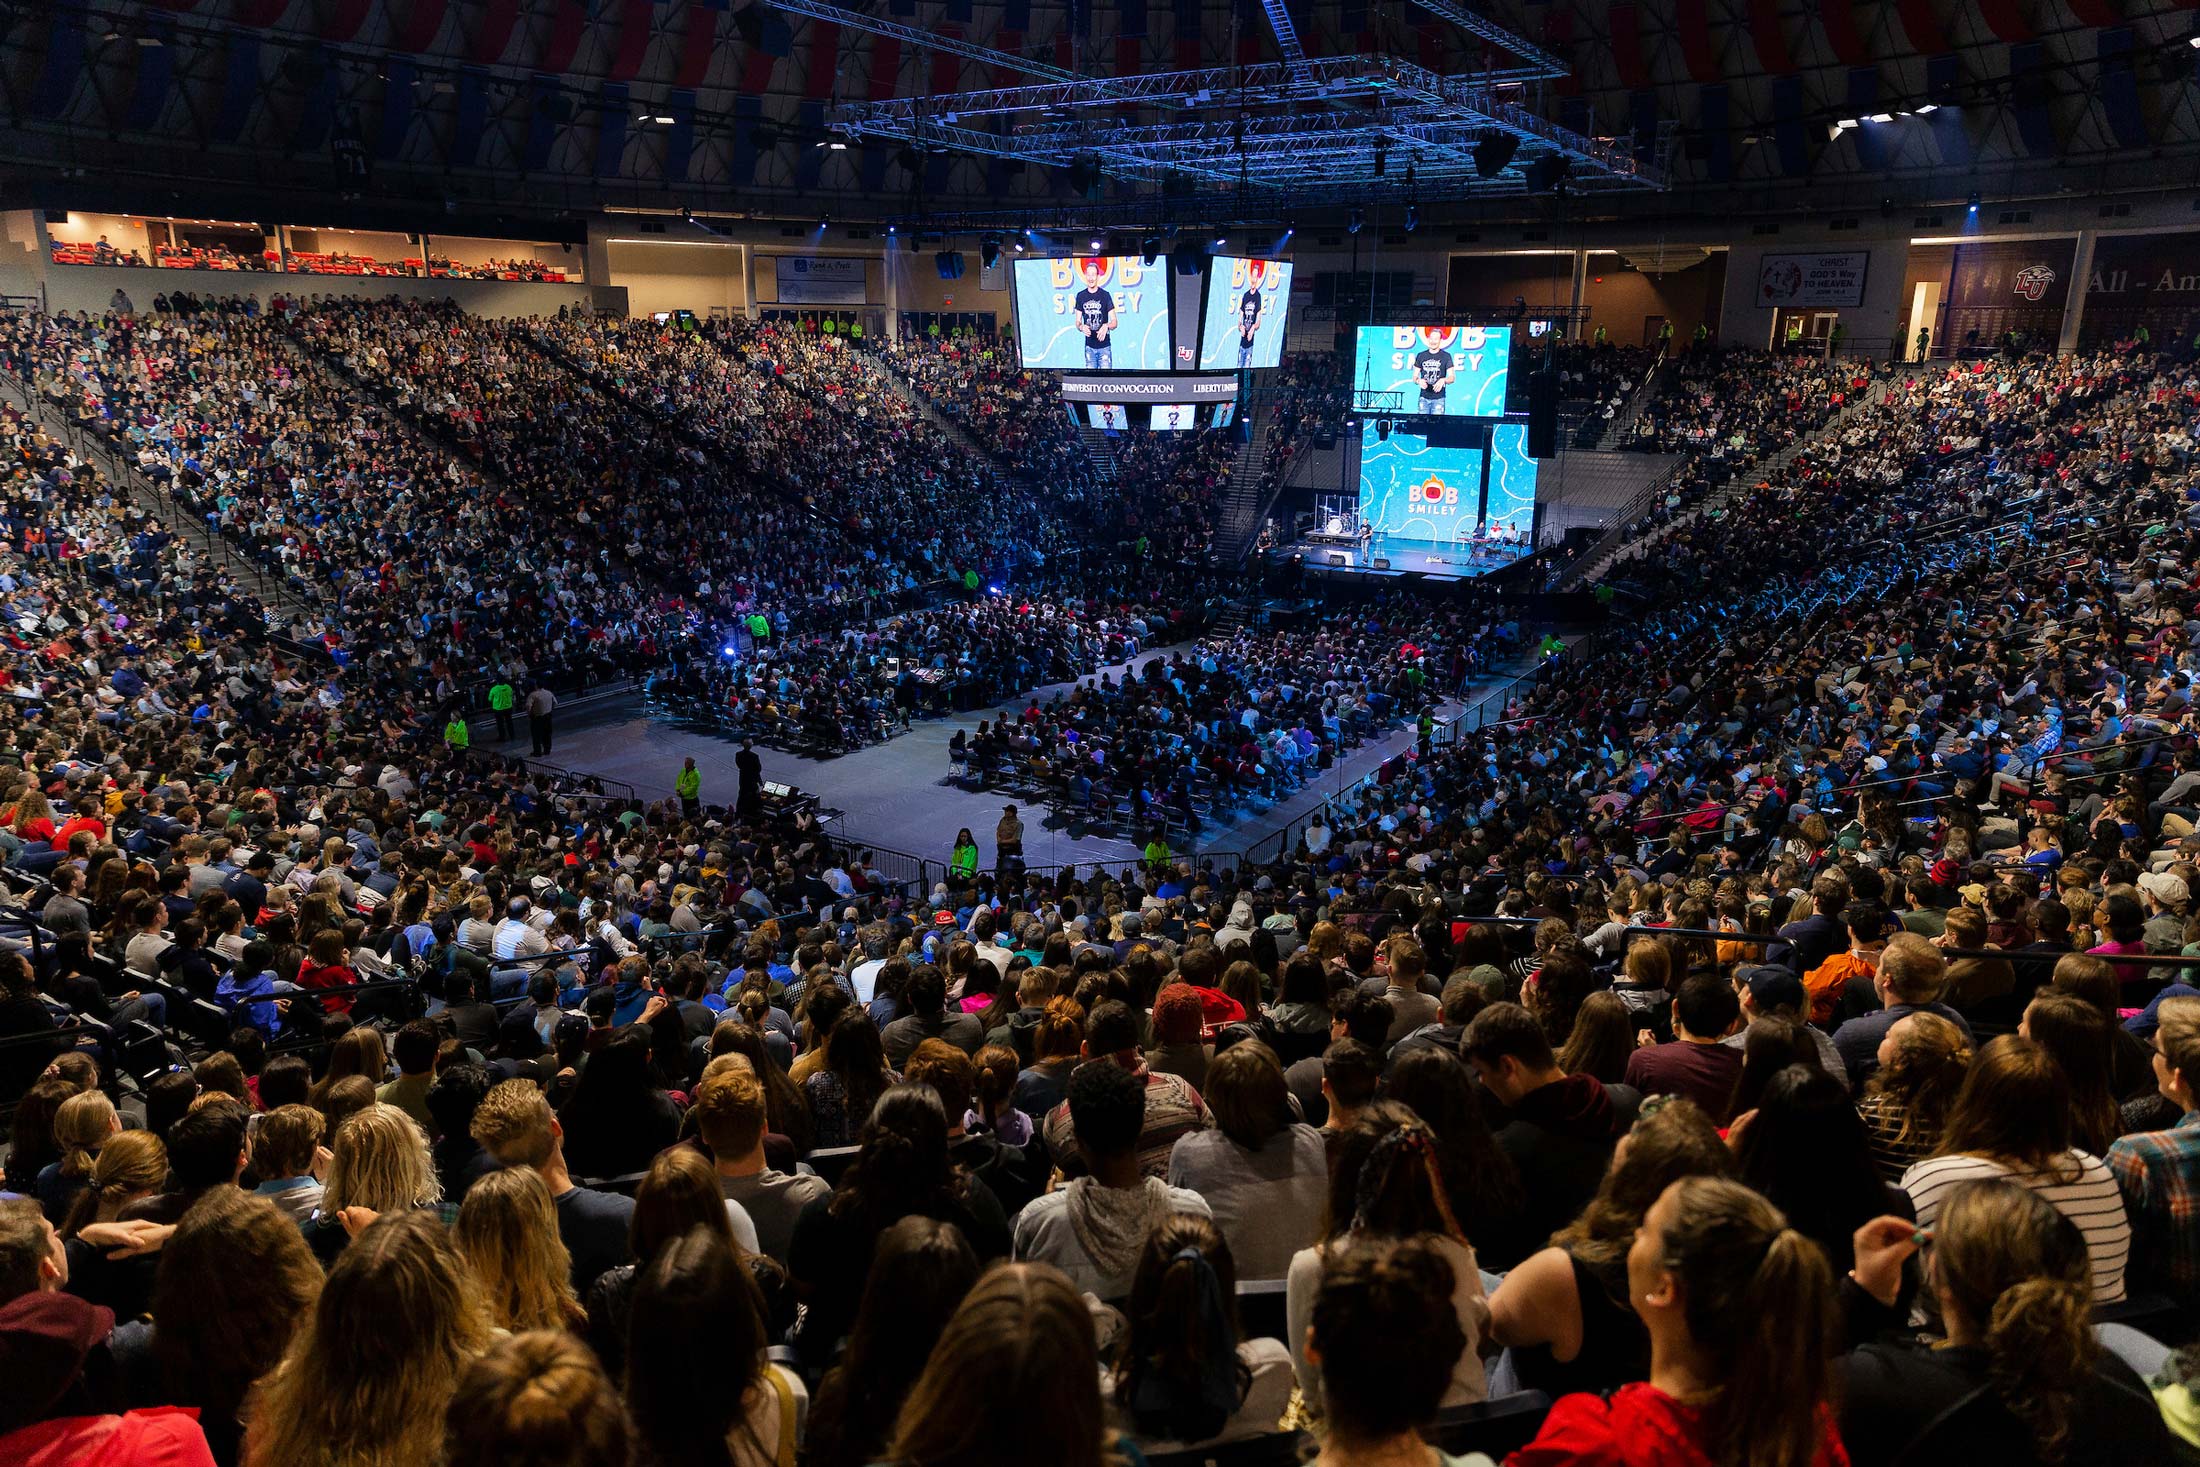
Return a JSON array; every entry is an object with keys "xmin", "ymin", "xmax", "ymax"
[{"xmin": 525, "ymin": 643, "xmax": 1522, "ymax": 871}]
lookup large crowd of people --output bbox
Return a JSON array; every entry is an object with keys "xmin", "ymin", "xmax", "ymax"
[{"xmin": 0, "ymin": 285, "xmax": 2195, "ymax": 1467}]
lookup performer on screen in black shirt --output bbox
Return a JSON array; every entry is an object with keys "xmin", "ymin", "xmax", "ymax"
[
  {"xmin": 1073, "ymin": 257, "xmax": 1118, "ymax": 369},
  {"xmin": 1413, "ymin": 346, "xmax": 1458, "ymax": 414}
]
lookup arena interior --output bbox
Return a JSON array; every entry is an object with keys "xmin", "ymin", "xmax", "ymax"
[{"xmin": 3, "ymin": 1, "xmax": 2200, "ymax": 1464}]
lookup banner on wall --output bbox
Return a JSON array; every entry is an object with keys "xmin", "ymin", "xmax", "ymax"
[
  {"xmin": 774, "ymin": 255, "xmax": 867, "ymax": 304},
  {"xmin": 1945, "ymin": 237, "xmax": 2076, "ymax": 348},
  {"xmin": 1754, "ymin": 251, "xmax": 1869, "ymax": 308},
  {"xmin": 2086, "ymin": 232, "xmax": 2200, "ymax": 305},
  {"xmin": 2079, "ymin": 230, "xmax": 2200, "ymax": 347}
]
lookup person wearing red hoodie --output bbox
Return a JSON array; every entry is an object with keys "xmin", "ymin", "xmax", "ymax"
[
  {"xmin": 1506, "ymin": 1176, "xmax": 1848, "ymax": 1467},
  {"xmin": 0, "ymin": 1200, "xmax": 214, "ymax": 1467}
]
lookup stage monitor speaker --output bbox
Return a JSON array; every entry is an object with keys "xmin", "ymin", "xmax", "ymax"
[
  {"xmin": 1326, "ymin": 553, "xmax": 1348, "ymax": 566},
  {"xmin": 935, "ymin": 250, "xmax": 965, "ymax": 280},
  {"xmin": 1372, "ymin": 557, "xmax": 1391, "ymax": 570},
  {"xmin": 1526, "ymin": 367, "xmax": 1559, "ymax": 459}
]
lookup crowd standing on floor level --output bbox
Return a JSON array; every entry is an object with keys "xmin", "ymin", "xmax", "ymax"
[{"xmin": 0, "ymin": 312, "xmax": 2195, "ymax": 1465}]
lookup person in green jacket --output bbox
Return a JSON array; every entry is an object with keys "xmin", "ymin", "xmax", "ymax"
[
  {"xmin": 488, "ymin": 679, "xmax": 516, "ymax": 741},
  {"xmin": 443, "ymin": 713, "xmax": 470, "ymax": 752},
  {"xmin": 745, "ymin": 612, "xmax": 770, "ymax": 643},
  {"xmin": 950, "ymin": 828, "xmax": 979, "ymax": 880},
  {"xmin": 1142, "ymin": 832, "xmax": 1170, "ymax": 874},
  {"xmin": 676, "ymin": 757, "xmax": 701, "ymax": 818}
]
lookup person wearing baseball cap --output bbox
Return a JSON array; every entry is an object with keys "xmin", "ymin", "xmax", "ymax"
[
  {"xmin": 2140, "ymin": 871, "xmax": 2191, "ymax": 952},
  {"xmin": 1728, "ymin": 963, "xmax": 1846, "ymax": 1083}
]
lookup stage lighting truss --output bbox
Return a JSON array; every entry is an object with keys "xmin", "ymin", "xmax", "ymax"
[{"xmin": 823, "ymin": 54, "xmax": 1667, "ymax": 206}]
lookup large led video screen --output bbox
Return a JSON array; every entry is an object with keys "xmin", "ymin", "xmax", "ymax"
[
  {"xmin": 1148, "ymin": 404, "xmax": 1197, "ymax": 431},
  {"xmin": 1351, "ymin": 325, "xmax": 1512, "ymax": 418},
  {"xmin": 1197, "ymin": 257, "xmax": 1293, "ymax": 370},
  {"xmin": 1086, "ymin": 403, "xmax": 1129, "ymax": 430},
  {"xmin": 1358, "ymin": 421, "xmax": 1485, "ymax": 541},
  {"xmin": 1013, "ymin": 256, "xmax": 1171, "ymax": 370},
  {"xmin": 1486, "ymin": 423, "xmax": 1539, "ymax": 539}
]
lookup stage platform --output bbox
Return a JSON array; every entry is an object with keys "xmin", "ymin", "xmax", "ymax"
[{"xmin": 1278, "ymin": 532, "xmax": 1532, "ymax": 582}]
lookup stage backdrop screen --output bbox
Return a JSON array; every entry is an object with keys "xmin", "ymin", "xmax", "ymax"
[
  {"xmin": 1013, "ymin": 256, "xmax": 1171, "ymax": 370},
  {"xmin": 1358, "ymin": 421, "xmax": 1485, "ymax": 541},
  {"xmin": 1197, "ymin": 257, "xmax": 1293, "ymax": 370},
  {"xmin": 1148, "ymin": 404, "xmax": 1197, "ymax": 431},
  {"xmin": 1352, "ymin": 324, "xmax": 1511, "ymax": 417},
  {"xmin": 1486, "ymin": 423, "xmax": 1538, "ymax": 539}
]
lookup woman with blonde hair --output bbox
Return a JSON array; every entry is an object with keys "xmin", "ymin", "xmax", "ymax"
[
  {"xmin": 1304, "ymin": 920, "xmax": 1345, "ymax": 970},
  {"xmin": 311, "ymin": 1102, "xmax": 443, "ymax": 1261},
  {"xmin": 1841, "ymin": 1180, "xmax": 2172, "ymax": 1466},
  {"xmin": 36, "ymin": 1087, "xmax": 119, "ymax": 1224},
  {"xmin": 59, "ymin": 1127, "xmax": 165, "ymax": 1239},
  {"xmin": 454, "ymin": 1165, "xmax": 584, "ymax": 1333},
  {"xmin": 245, "ymin": 1209, "xmax": 491, "ymax": 1467},
  {"xmin": 443, "ymin": 1331, "xmax": 631, "ymax": 1467},
  {"xmin": 1856, "ymin": 1011, "xmax": 1972, "ymax": 1182}
]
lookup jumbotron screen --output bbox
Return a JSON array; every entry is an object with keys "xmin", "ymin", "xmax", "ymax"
[
  {"xmin": 1357, "ymin": 421, "xmax": 1484, "ymax": 540},
  {"xmin": 1486, "ymin": 423, "xmax": 1539, "ymax": 539},
  {"xmin": 1351, "ymin": 324, "xmax": 1512, "ymax": 418},
  {"xmin": 1148, "ymin": 404, "xmax": 1197, "ymax": 431},
  {"xmin": 1197, "ymin": 257, "xmax": 1293, "ymax": 370},
  {"xmin": 1012, "ymin": 256, "xmax": 1172, "ymax": 371}
]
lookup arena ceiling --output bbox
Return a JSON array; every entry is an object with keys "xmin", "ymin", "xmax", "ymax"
[{"xmin": 5, "ymin": 0, "xmax": 2200, "ymax": 227}]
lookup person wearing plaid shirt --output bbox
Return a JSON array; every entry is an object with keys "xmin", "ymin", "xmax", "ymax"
[{"xmin": 2106, "ymin": 996, "xmax": 2200, "ymax": 1309}]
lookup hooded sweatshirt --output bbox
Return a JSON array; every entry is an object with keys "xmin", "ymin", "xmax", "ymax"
[
  {"xmin": 1012, "ymin": 1176, "xmax": 1211, "ymax": 1302},
  {"xmin": 0, "ymin": 1291, "xmax": 215, "ymax": 1467},
  {"xmin": 1493, "ymin": 1074, "xmax": 1629, "ymax": 1243}
]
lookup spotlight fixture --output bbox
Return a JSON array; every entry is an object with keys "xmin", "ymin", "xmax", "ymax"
[
  {"xmin": 818, "ymin": 215, "xmax": 831, "ymax": 232},
  {"xmin": 1140, "ymin": 234, "xmax": 1161, "ymax": 265},
  {"xmin": 1346, "ymin": 206, "xmax": 1363, "ymax": 236},
  {"xmin": 1089, "ymin": 236, "xmax": 1104, "ymax": 250},
  {"xmin": 979, "ymin": 233, "xmax": 1002, "ymax": 269},
  {"xmin": 1376, "ymin": 418, "xmax": 1392, "ymax": 440},
  {"xmin": 1967, "ymin": 191, "xmax": 1981, "ymax": 211},
  {"xmin": 1404, "ymin": 202, "xmax": 1418, "ymax": 233},
  {"xmin": 1473, "ymin": 133, "xmax": 1520, "ymax": 180},
  {"xmin": 1523, "ymin": 154, "xmax": 1572, "ymax": 194}
]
